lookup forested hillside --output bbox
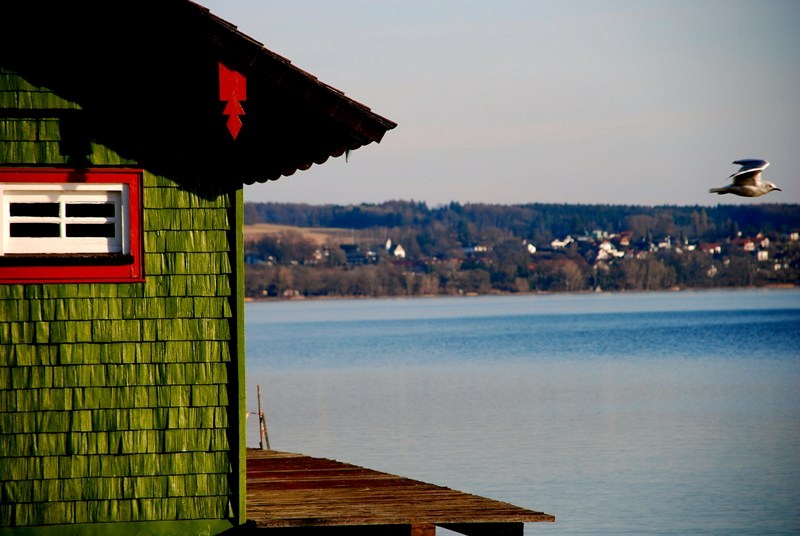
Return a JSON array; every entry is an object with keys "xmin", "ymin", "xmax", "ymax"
[
  {"xmin": 246, "ymin": 201, "xmax": 798, "ymax": 241},
  {"xmin": 243, "ymin": 201, "xmax": 800, "ymax": 298}
]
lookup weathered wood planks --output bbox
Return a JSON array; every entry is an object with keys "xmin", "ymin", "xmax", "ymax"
[{"xmin": 246, "ymin": 449, "xmax": 554, "ymax": 535}]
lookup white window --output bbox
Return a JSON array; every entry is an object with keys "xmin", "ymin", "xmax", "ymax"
[
  {"xmin": 0, "ymin": 183, "xmax": 130, "ymax": 255},
  {"xmin": 0, "ymin": 169, "xmax": 143, "ymax": 284}
]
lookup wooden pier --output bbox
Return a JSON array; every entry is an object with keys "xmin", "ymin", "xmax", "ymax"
[{"xmin": 246, "ymin": 449, "xmax": 554, "ymax": 535}]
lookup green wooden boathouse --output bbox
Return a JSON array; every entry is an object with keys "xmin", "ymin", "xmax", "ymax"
[{"xmin": 0, "ymin": 2, "xmax": 395, "ymax": 534}]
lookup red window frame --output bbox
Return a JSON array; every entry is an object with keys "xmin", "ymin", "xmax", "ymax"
[{"xmin": 0, "ymin": 168, "xmax": 144, "ymax": 284}]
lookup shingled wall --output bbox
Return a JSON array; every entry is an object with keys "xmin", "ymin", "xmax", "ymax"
[{"xmin": 0, "ymin": 69, "xmax": 241, "ymax": 530}]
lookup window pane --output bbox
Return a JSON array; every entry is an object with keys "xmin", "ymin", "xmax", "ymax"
[
  {"xmin": 10, "ymin": 223, "xmax": 60, "ymax": 237},
  {"xmin": 66, "ymin": 223, "xmax": 116, "ymax": 238},
  {"xmin": 66, "ymin": 203, "xmax": 116, "ymax": 218},
  {"xmin": 10, "ymin": 202, "xmax": 59, "ymax": 217}
]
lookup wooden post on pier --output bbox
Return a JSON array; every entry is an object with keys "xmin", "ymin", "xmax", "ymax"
[{"xmin": 257, "ymin": 385, "xmax": 271, "ymax": 450}]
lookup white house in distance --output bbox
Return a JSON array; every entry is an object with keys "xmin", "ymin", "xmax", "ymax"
[
  {"xmin": 551, "ymin": 235, "xmax": 574, "ymax": 249},
  {"xmin": 596, "ymin": 240, "xmax": 625, "ymax": 261},
  {"xmin": 385, "ymin": 238, "xmax": 406, "ymax": 259}
]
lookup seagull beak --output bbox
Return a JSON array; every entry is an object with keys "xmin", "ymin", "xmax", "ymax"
[{"xmin": 774, "ymin": 187, "xmax": 782, "ymax": 191}]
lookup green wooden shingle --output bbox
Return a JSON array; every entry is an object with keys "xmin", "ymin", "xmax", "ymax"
[{"xmin": 1, "ymin": 68, "xmax": 239, "ymax": 531}]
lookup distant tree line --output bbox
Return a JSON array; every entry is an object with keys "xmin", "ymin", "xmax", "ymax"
[
  {"xmin": 245, "ymin": 201, "xmax": 798, "ymax": 242},
  {"xmin": 243, "ymin": 201, "xmax": 800, "ymax": 298}
]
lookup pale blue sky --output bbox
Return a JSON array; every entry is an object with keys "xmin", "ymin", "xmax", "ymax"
[{"xmin": 202, "ymin": 0, "xmax": 799, "ymax": 206}]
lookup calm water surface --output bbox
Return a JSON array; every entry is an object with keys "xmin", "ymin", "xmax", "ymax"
[{"xmin": 245, "ymin": 289, "xmax": 800, "ymax": 535}]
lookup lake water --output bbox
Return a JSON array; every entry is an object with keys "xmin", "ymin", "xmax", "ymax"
[{"xmin": 244, "ymin": 289, "xmax": 800, "ymax": 535}]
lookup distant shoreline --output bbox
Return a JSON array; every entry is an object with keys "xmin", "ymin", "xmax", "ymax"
[{"xmin": 243, "ymin": 283, "xmax": 799, "ymax": 303}]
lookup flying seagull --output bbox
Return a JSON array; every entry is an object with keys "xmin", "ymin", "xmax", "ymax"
[{"xmin": 709, "ymin": 159, "xmax": 781, "ymax": 197}]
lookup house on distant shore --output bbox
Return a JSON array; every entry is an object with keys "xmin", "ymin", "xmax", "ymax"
[
  {"xmin": 340, "ymin": 243, "xmax": 369, "ymax": 265},
  {"xmin": 550, "ymin": 236, "xmax": 574, "ymax": 249}
]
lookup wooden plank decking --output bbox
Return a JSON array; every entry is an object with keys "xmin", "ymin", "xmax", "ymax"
[{"xmin": 246, "ymin": 449, "xmax": 554, "ymax": 535}]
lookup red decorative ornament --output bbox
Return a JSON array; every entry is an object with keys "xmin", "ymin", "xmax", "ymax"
[{"xmin": 219, "ymin": 62, "xmax": 247, "ymax": 139}]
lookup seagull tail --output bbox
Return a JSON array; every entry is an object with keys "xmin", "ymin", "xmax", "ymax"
[{"xmin": 709, "ymin": 187, "xmax": 725, "ymax": 194}]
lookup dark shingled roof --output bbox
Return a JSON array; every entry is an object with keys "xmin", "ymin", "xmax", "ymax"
[{"xmin": 0, "ymin": 0, "xmax": 396, "ymax": 186}]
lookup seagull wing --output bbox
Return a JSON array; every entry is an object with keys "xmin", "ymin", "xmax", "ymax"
[{"xmin": 729, "ymin": 159, "xmax": 769, "ymax": 186}]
